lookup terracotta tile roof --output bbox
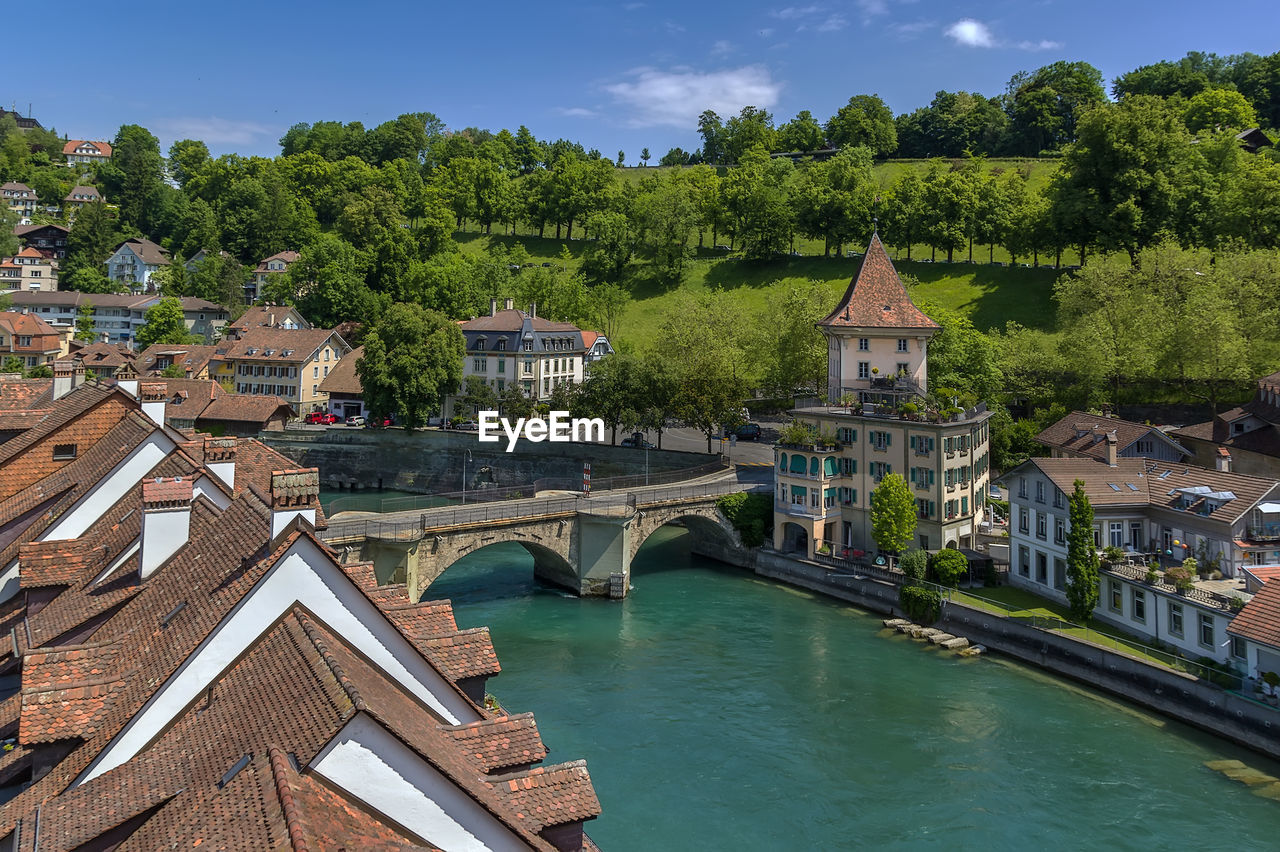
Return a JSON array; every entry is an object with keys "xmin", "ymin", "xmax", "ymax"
[
  {"xmin": 12, "ymin": 223, "xmax": 68, "ymax": 238},
  {"xmin": 20, "ymin": 640, "xmax": 130, "ymax": 743},
  {"xmin": 253, "ymin": 250, "xmax": 301, "ymax": 271},
  {"xmin": 0, "ymin": 382, "xmax": 119, "ymax": 465},
  {"xmin": 116, "ymin": 238, "xmax": 170, "ymax": 267},
  {"xmin": 1018, "ymin": 457, "xmax": 1280, "ymax": 523},
  {"xmin": 18, "ymin": 539, "xmax": 101, "ymax": 589},
  {"xmin": 383, "ymin": 598, "xmax": 460, "ymax": 640},
  {"xmin": 196, "ymin": 393, "xmax": 293, "ymax": 425},
  {"xmin": 419, "ymin": 628, "xmax": 502, "ymax": 681},
  {"xmin": 228, "ymin": 304, "xmax": 312, "ymax": 332},
  {"xmin": 0, "ymin": 378, "xmax": 50, "ymax": 411},
  {"xmin": 71, "ymin": 342, "xmax": 138, "ymax": 371},
  {"xmin": 444, "ymin": 712, "xmax": 548, "ymax": 772},
  {"xmin": 1036, "ymin": 410, "xmax": 1190, "ymax": 460},
  {"xmin": 581, "ymin": 330, "xmax": 599, "ymax": 348},
  {"xmin": 135, "ymin": 343, "xmax": 222, "ymax": 377},
  {"xmin": 494, "ymin": 760, "xmax": 602, "ymax": 833},
  {"xmin": 463, "ymin": 309, "xmax": 582, "ymax": 334},
  {"xmin": 819, "ymin": 233, "xmax": 940, "ymax": 331},
  {"xmin": 64, "ymin": 185, "xmax": 101, "ymax": 202},
  {"xmin": 62, "ymin": 139, "xmax": 112, "ymax": 157},
  {"xmin": 1229, "ymin": 579, "xmax": 1280, "ymax": 650},
  {"xmin": 224, "ymin": 326, "xmax": 346, "ymax": 364},
  {"xmin": 318, "ymin": 344, "xmax": 364, "ymax": 394}
]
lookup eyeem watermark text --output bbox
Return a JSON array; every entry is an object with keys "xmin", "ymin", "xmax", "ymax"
[{"xmin": 478, "ymin": 410, "xmax": 605, "ymax": 452}]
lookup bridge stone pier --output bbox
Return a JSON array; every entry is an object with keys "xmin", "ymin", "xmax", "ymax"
[{"xmin": 322, "ymin": 483, "xmax": 752, "ymax": 600}]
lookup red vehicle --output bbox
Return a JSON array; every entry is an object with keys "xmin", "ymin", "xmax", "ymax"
[{"xmin": 305, "ymin": 411, "xmax": 339, "ymax": 425}]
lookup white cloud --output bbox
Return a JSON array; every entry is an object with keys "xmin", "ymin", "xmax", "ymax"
[
  {"xmin": 153, "ymin": 117, "xmax": 274, "ymax": 146},
  {"xmin": 817, "ymin": 14, "xmax": 848, "ymax": 31},
  {"xmin": 623, "ymin": 2, "xmax": 645, "ymax": 10},
  {"xmin": 856, "ymin": 0, "xmax": 888, "ymax": 20},
  {"xmin": 944, "ymin": 18, "xmax": 996, "ymax": 48},
  {"xmin": 603, "ymin": 66, "xmax": 783, "ymax": 128},
  {"xmin": 1017, "ymin": 39, "xmax": 1063, "ymax": 51},
  {"xmin": 556, "ymin": 107, "xmax": 598, "ymax": 118},
  {"xmin": 889, "ymin": 19, "xmax": 934, "ymax": 38},
  {"xmin": 772, "ymin": 5, "xmax": 822, "ymax": 20},
  {"xmin": 711, "ymin": 39, "xmax": 734, "ymax": 57}
]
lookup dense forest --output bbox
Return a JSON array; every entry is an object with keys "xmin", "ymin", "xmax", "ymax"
[{"xmin": 0, "ymin": 49, "xmax": 1277, "ymax": 462}]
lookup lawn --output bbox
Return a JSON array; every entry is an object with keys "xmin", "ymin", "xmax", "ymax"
[
  {"xmin": 953, "ymin": 584, "xmax": 1194, "ymax": 670},
  {"xmin": 457, "ymin": 231, "xmax": 1065, "ymax": 352}
]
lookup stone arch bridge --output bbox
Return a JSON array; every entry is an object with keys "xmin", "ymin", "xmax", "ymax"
[{"xmin": 320, "ymin": 481, "xmax": 760, "ymax": 599}]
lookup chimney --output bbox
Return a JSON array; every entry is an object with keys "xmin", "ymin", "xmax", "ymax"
[
  {"xmin": 141, "ymin": 477, "xmax": 193, "ymax": 579},
  {"xmin": 530, "ymin": 302, "xmax": 537, "ymax": 319},
  {"xmin": 504, "ymin": 298, "xmax": 513, "ymax": 311},
  {"xmin": 270, "ymin": 468, "xmax": 319, "ymax": 539},
  {"xmin": 73, "ymin": 363, "xmax": 86, "ymax": 390},
  {"xmin": 140, "ymin": 382, "xmax": 167, "ymax": 426},
  {"xmin": 204, "ymin": 436, "xmax": 237, "ymax": 492},
  {"xmin": 490, "ymin": 298, "xmax": 497, "ymax": 317},
  {"xmin": 1216, "ymin": 447, "xmax": 1232, "ymax": 473},
  {"xmin": 52, "ymin": 361, "xmax": 74, "ymax": 400},
  {"xmin": 1105, "ymin": 431, "xmax": 1118, "ymax": 467}
]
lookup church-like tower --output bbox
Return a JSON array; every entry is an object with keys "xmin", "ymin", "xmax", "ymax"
[{"xmin": 818, "ymin": 233, "xmax": 939, "ymax": 404}]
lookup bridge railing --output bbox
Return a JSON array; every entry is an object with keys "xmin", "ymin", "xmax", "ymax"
[
  {"xmin": 326, "ymin": 458, "xmax": 732, "ymax": 515},
  {"xmin": 321, "ymin": 478, "xmax": 767, "ymax": 542}
]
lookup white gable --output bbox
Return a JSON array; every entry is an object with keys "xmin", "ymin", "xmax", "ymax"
[
  {"xmin": 75, "ymin": 535, "xmax": 481, "ymax": 785},
  {"xmin": 312, "ymin": 713, "xmax": 530, "ymax": 852}
]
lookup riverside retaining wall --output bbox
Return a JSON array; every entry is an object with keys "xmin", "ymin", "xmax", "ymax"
[
  {"xmin": 259, "ymin": 427, "xmax": 716, "ymax": 493},
  {"xmin": 750, "ymin": 550, "xmax": 1280, "ymax": 761}
]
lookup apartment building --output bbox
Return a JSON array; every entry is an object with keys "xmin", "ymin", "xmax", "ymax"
[
  {"xmin": 223, "ymin": 326, "xmax": 351, "ymax": 414},
  {"xmin": 773, "ymin": 234, "xmax": 993, "ymax": 558}
]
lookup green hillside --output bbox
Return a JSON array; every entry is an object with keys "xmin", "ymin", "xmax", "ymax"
[{"xmin": 457, "ymin": 232, "xmax": 1066, "ymax": 351}]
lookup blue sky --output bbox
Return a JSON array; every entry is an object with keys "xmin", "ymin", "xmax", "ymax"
[{"xmin": 7, "ymin": 1, "xmax": 1277, "ymax": 161}]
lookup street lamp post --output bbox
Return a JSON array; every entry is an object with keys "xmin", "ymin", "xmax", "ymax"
[{"xmin": 462, "ymin": 449, "xmax": 472, "ymax": 505}]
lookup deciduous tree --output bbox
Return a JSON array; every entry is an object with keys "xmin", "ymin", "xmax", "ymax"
[
  {"xmin": 357, "ymin": 303, "xmax": 464, "ymax": 429},
  {"xmin": 1066, "ymin": 480, "xmax": 1100, "ymax": 622},
  {"xmin": 870, "ymin": 472, "xmax": 915, "ymax": 555}
]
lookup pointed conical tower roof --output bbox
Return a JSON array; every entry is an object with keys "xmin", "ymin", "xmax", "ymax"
[{"xmin": 819, "ymin": 233, "xmax": 939, "ymax": 332}]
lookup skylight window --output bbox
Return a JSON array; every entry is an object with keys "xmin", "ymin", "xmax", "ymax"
[{"xmin": 1107, "ymin": 483, "xmax": 1120, "ymax": 492}]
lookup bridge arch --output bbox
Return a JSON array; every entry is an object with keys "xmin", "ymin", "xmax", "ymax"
[
  {"xmin": 628, "ymin": 502, "xmax": 741, "ymax": 565},
  {"xmin": 409, "ymin": 518, "xmax": 575, "ymax": 600}
]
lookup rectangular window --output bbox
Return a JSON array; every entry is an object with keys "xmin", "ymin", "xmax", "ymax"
[
  {"xmin": 1019, "ymin": 546, "xmax": 1030, "ymax": 577},
  {"xmin": 1231, "ymin": 635, "xmax": 1247, "ymax": 661},
  {"xmin": 1036, "ymin": 481, "xmax": 1045, "ymax": 503},
  {"xmin": 52, "ymin": 443, "xmax": 77, "ymax": 460},
  {"xmin": 497, "ymin": 359, "xmax": 506, "ymax": 374},
  {"xmin": 1109, "ymin": 580, "xmax": 1122, "ymax": 612},
  {"xmin": 1053, "ymin": 490, "xmax": 1064, "ymax": 509},
  {"xmin": 1053, "ymin": 558, "xmax": 1066, "ymax": 591},
  {"xmin": 897, "ymin": 338, "xmax": 908, "ymax": 352},
  {"xmin": 1198, "ymin": 614, "xmax": 1214, "ymax": 648},
  {"xmin": 1109, "ymin": 522, "xmax": 1123, "ymax": 549},
  {"xmin": 1168, "ymin": 602, "xmax": 1183, "ymax": 637},
  {"xmin": 1036, "ymin": 514, "xmax": 1046, "ymax": 539},
  {"xmin": 896, "ymin": 362, "xmax": 908, "ymax": 375},
  {"xmin": 858, "ymin": 338, "xmax": 869, "ymax": 351},
  {"xmin": 917, "ymin": 498, "xmax": 930, "ymax": 519},
  {"xmin": 1019, "ymin": 508, "xmax": 1029, "ymax": 534},
  {"xmin": 313, "ymin": 365, "xmax": 319, "ymax": 378},
  {"xmin": 1131, "ymin": 588, "xmax": 1145, "ymax": 623},
  {"xmin": 1130, "ymin": 522, "xmax": 1143, "ymax": 551},
  {"xmin": 858, "ymin": 361, "xmax": 870, "ymax": 379},
  {"xmin": 1036, "ymin": 552, "xmax": 1047, "ymax": 584},
  {"xmin": 1055, "ymin": 518, "xmax": 1065, "ymax": 545}
]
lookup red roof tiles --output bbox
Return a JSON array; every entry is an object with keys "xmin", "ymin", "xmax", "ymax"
[
  {"xmin": 820, "ymin": 233, "xmax": 939, "ymax": 331},
  {"xmin": 1229, "ymin": 579, "xmax": 1280, "ymax": 650}
]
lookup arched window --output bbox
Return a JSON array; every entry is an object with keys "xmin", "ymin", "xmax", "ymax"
[
  {"xmin": 790, "ymin": 454, "xmax": 807, "ymax": 474},
  {"xmin": 779, "ymin": 452, "xmax": 788, "ymax": 471},
  {"xmin": 809, "ymin": 457, "xmax": 819, "ymax": 476}
]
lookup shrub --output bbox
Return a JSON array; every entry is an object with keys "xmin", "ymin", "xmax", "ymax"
[
  {"xmin": 716, "ymin": 492, "xmax": 771, "ymax": 548},
  {"xmin": 1229, "ymin": 596, "xmax": 1245, "ymax": 612},
  {"xmin": 929, "ymin": 548, "xmax": 968, "ymax": 587},
  {"xmin": 899, "ymin": 549, "xmax": 928, "ymax": 582},
  {"xmin": 1145, "ymin": 567, "xmax": 1159, "ymax": 584},
  {"xmin": 899, "ymin": 585, "xmax": 942, "ymax": 623},
  {"xmin": 1102, "ymin": 545, "xmax": 1126, "ymax": 565},
  {"xmin": 1164, "ymin": 565, "xmax": 1195, "ymax": 592}
]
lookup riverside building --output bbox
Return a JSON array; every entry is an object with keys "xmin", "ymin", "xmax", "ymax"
[{"xmin": 772, "ymin": 234, "xmax": 993, "ymax": 558}]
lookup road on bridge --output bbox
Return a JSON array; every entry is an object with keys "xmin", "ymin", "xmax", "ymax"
[{"xmin": 321, "ymin": 474, "xmax": 770, "ymax": 544}]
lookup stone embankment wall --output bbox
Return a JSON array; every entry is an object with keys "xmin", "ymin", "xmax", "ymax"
[
  {"xmin": 751, "ymin": 551, "xmax": 1280, "ymax": 761},
  {"xmin": 259, "ymin": 428, "xmax": 715, "ymax": 493}
]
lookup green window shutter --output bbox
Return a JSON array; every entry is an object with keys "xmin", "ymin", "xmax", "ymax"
[
  {"xmin": 929, "ymin": 470, "xmax": 935, "ymax": 485},
  {"xmin": 962, "ymin": 496, "xmax": 969, "ymax": 514},
  {"xmin": 824, "ymin": 457, "xmax": 837, "ymax": 476},
  {"xmin": 809, "ymin": 457, "xmax": 819, "ymax": 476},
  {"xmin": 791, "ymin": 485, "xmax": 807, "ymax": 499},
  {"xmin": 852, "ymin": 459, "xmax": 857, "ymax": 474},
  {"xmin": 909, "ymin": 436, "xmax": 916, "ymax": 450},
  {"xmin": 851, "ymin": 430, "xmax": 857, "ymax": 442},
  {"xmin": 886, "ymin": 464, "xmax": 892, "ymax": 475},
  {"xmin": 790, "ymin": 455, "xmax": 806, "ymax": 474},
  {"xmin": 886, "ymin": 433, "xmax": 892, "ymax": 446},
  {"xmin": 910, "ymin": 469, "xmax": 917, "ymax": 484},
  {"xmin": 852, "ymin": 490, "xmax": 857, "ymax": 503},
  {"xmin": 779, "ymin": 452, "xmax": 787, "ymax": 470},
  {"xmin": 928, "ymin": 438, "xmax": 935, "ymax": 451}
]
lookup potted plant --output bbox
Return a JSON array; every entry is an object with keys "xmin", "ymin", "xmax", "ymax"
[
  {"xmin": 1165, "ymin": 564, "xmax": 1195, "ymax": 594},
  {"xmin": 1145, "ymin": 566, "xmax": 1160, "ymax": 585},
  {"xmin": 1102, "ymin": 545, "xmax": 1126, "ymax": 567},
  {"xmin": 1263, "ymin": 671, "xmax": 1280, "ymax": 706},
  {"xmin": 1229, "ymin": 596, "xmax": 1246, "ymax": 613},
  {"xmin": 900, "ymin": 402, "xmax": 919, "ymax": 420}
]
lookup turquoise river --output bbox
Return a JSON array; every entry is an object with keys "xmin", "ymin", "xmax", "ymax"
[{"xmin": 428, "ymin": 526, "xmax": 1280, "ymax": 850}]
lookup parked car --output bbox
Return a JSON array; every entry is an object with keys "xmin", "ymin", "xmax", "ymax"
[
  {"xmin": 620, "ymin": 432, "xmax": 655, "ymax": 449},
  {"xmin": 735, "ymin": 423, "xmax": 761, "ymax": 441},
  {"xmin": 346, "ymin": 415, "xmax": 367, "ymax": 427},
  {"xmin": 305, "ymin": 411, "xmax": 338, "ymax": 425}
]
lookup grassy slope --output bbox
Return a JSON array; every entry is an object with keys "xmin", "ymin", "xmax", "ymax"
[{"xmin": 458, "ymin": 233, "xmax": 1064, "ymax": 350}]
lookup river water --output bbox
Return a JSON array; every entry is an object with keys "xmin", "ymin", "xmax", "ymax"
[{"xmin": 428, "ymin": 526, "xmax": 1280, "ymax": 849}]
